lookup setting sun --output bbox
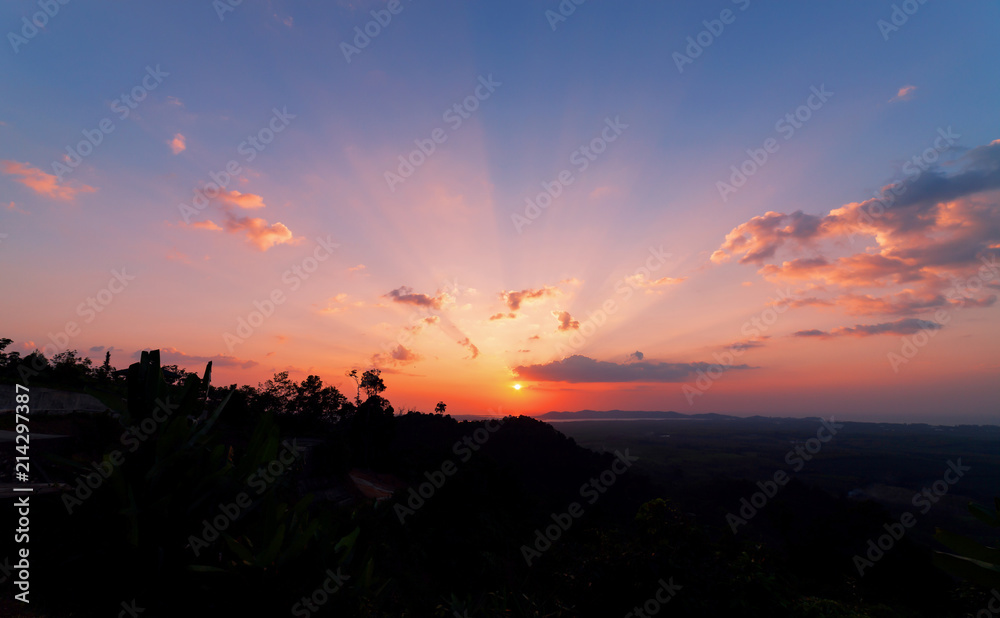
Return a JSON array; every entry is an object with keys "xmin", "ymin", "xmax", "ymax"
[{"xmin": 513, "ymin": 384, "xmax": 522, "ymax": 391}]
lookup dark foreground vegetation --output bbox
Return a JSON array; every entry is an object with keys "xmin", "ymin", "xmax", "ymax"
[{"xmin": 0, "ymin": 339, "xmax": 998, "ymax": 617}]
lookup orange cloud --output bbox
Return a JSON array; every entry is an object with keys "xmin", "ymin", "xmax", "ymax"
[
  {"xmin": 216, "ymin": 189, "xmax": 265, "ymax": 209},
  {"xmin": 223, "ymin": 214, "xmax": 297, "ymax": 251},
  {"xmin": 501, "ymin": 285, "xmax": 560, "ymax": 312},
  {"xmin": 1, "ymin": 160, "xmax": 96, "ymax": 201},
  {"xmin": 168, "ymin": 133, "xmax": 186, "ymax": 154},
  {"xmin": 713, "ymin": 139, "xmax": 1000, "ymax": 317},
  {"xmin": 188, "ymin": 220, "xmax": 223, "ymax": 231}
]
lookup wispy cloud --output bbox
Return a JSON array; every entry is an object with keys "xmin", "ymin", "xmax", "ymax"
[
  {"xmin": 889, "ymin": 84, "xmax": 917, "ymax": 103},
  {"xmin": 1, "ymin": 160, "xmax": 96, "ymax": 201},
  {"xmin": 514, "ymin": 355, "xmax": 752, "ymax": 383},
  {"xmin": 793, "ymin": 318, "xmax": 943, "ymax": 339}
]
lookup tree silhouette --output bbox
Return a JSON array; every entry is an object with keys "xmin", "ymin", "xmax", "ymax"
[{"xmin": 435, "ymin": 401, "xmax": 447, "ymax": 414}]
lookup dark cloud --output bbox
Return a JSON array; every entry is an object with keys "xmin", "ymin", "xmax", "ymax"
[
  {"xmin": 513, "ymin": 355, "xmax": 752, "ymax": 383},
  {"xmin": 793, "ymin": 318, "xmax": 944, "ymax": 339},
  {"xmin": 626, "ymin": 351, "xmax": 644, "ymax": 362},
  {"xmin": 385, "ymin": 286, "xmax": 448, "ymax": 309}
]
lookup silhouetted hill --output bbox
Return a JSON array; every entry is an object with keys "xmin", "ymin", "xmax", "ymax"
[{"xmin": 537, "ymin": 409, "xmax": 738, "ymax": 420}]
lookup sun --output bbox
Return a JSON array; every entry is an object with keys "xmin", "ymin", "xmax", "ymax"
[{"xmin": 512, "ymin": 383, "xmax": 522, "ymax": 391}]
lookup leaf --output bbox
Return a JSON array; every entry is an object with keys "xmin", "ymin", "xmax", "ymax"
[
  {"xmin": 933, "ymin": 552, "xmax": 1000, "ymax": 588},
  {"xmin": 934, "ymin": 528, "xmax": 1000, "ymax": 564}
]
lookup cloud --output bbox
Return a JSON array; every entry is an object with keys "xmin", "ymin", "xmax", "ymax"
[
  {"xmin": 793, "ymin": 318, "xmax": 944, "ymax": 339},
  {"xmin": 223, "ymin": 214, "xmax": 297, "ymax": 251},
  {"xmin": 168, "ymin": 133, "xmax": 186, "ymax": 154},
  {"xmin": 552, "ymin": 310, "xmax": 580, "ymax": 331},
  {"xmin": 385, "ymin": 286, "xmax": 452, "ymax": 309},
  {"xmin": 501, "ymin": 285, "xmax": 559, "ymax": 312},
  {"xmin": 187, "ymin": 220, "xmax": 223, "ymax": 231},
  {"xmin": 728, "ymin": 337, "xmax": 769, "ymax": 351},
  {"xmin": 166, "ymin": 96, "xmax": 184, "ymax": 107},
  {"xmin": 490, "ymin": 312, "xmax": 516, "ymax": 321},
  {"xmin": 1, "ymin": 160, "xmax": 96, "ymax": 201},
  {"xmin": 348, "ymin": 264, "xmax": 366, "ymax": 272},
  {"xmin": 166, "ymin": 249, "xmax": 192, "ymax": 264},
  {"xmin": 457, "ymin": 337, "xmax": 480, "ymax": 359},
  {"xmin": 712, "ymin": 139, "xmax": 1000, "ymax": 317},
  {"xmin": 626, "ymin": 351, "xmax": 644, "ymax": 362},
  {"xmin": 216, "ymin": 189, "xmax": 265, "ymax": 209},
  {"xmin": 141, "ymin": 346, "xmax": 259, "ymax": 370},
  {"xmin": 624, "ymin": 273, "xmax": 687, "ymax": 293},
  {"xmin": 513, "ymin": 355, "xmax": 752, "ymax": 383},
  {"xmin": 372, "ymin": 344, "xmax": 421, "ymax": 367},
  {"xmin": 179, "ymin": 187, "xmax": 295, "ymax": 250},
  {"xmin": 405, "ymin": 315, "xmax": 440, "ymax": 333},
  {"xmin": 889, "ymin": 85, "xmax": 917, "ymax": 103}
]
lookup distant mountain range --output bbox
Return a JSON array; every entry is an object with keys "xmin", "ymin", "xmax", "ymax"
[{"xmin": 536, "ymin": 409, "xmax": 738, "ymax": 420}]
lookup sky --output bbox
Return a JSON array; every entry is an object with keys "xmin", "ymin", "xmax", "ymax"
[{"xmin": 1, "ymin": 0, "xmax": 999, "ymax": 424}]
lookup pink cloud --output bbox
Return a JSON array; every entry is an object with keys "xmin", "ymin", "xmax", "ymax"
[
  {"xmin": 168, "ymin": 133, "xmax": 186, "ymax": 154},
  {"xmin": 1, "ymin": 160, "xmax": 96, "ymax": 201},
  {"xmin": 889, "ymin": 85, "xmax": 917, "ymax": 103}
]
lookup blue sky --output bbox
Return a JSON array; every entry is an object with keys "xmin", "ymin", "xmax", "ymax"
[{"xmin": 2, "ymin": 0, "xmax": 999, "ymax": 422}]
